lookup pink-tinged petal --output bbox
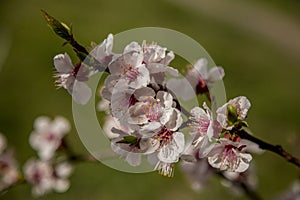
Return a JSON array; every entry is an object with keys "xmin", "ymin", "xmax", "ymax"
[
  {"xmin": 166, "ymin": 78, "xmax": 196, "ymax": 101},
  {"xmin": 190, "ymin": 107, "xmax": 207, "ymax": 120},
  {"xmin": 108, "ymin": 55, "xmax": 123, "ymax": 75},
  {"xmin": 53, "ymin": 179, "xmax": 70, "ymax": 193},
  {"xmin": 140, "ymin": 122, "xmax": 162, "ymax": 133},
  {"xmin": 128, "ymin": 102, "xmax": 149, "ymax": 125},
  {"xmin": 71, "ymin": 81, "xmax": 92, "ymax": 105},
  {"xmin": 55, "ymin": 162, "xmax": 73, "ymax": 178},
  {"xmin": 51, "ymin": 116, "xmax": 70, "ymax": 135},
  {"xmin": 173, "ymin": 132, "xmax": 185, "ymax": 153},
  {"xmin": 165, "ymin": 66, "xmax": 178, "ymax": 76},
  {"xmin": 129, "ymin": 64, "xmax": 150, "ymax": 89},
  {"xmin": 53, "ymin": 53, "xmax": 73, "ymax": 73},
  {"xmin": 134, "ymin": 87, "xmax": 156, "ymax": 100},
  {"xmin": 157, "ymin": 132, "xmax": 184, "ymax": 163},
  {"xmin": 234, "ymin": 151, "xmax": 252, "ymax": 173},
  {"xmin": 160, "ymin": 51, "xmax": 175, "ymax": 65},
  {"xmin": 105, "ymin": 33, "xmax": 114, "ymax": 54},
  {"xmin": 93, "ymin": 34, "xmax": 114, "ymax": 66},
  {"xmin": 102, "ymin": 116, "xmax": 122, "ymax": 139},
  {"xmin": 208, "ymin": 66, "xmax": 225, "ymax": 82},
  {"xmin": 33, "ymin": 116, "xmax": 51, "ymax": 132},
  {"xmin": 110, "ymin": 80, "xmax": 134, "ymax": 119},
  {"xmin": 234, "ymin": 96, "xmax": 251, "ymax": 120},
  {"xmin": 216, "ymin": 105, "xmax": 229, "ymax": 129},
  {"xmin": 166, "ymin": 109, "xmax": 183, "ymax": 131},
  {"xmin": 97, "ymin": 98, "xmax": 110, "ymax": 113},
  {"xmin": 157, "ymin": 91, "xmax": 173, "ymax": 108},
  {"xmin": 126, "ymin": 153, "xmax": 141, "ymax": 167},
  {"xmin": 101, "ymin": 75, "xmax": 119, "ymax": 101},
  {"xmin": 147, "ymin": 152, "xmax": 159, "ymax": 165},
  {"xmin": 193, "ymin": 58, "xmax": 208, "ymax": 80},
  {"xmin": 160, "ymin": 107, "xmax": 173, "ymax": 125},
  {"xmin": 126, "ymin": 51, "xmax": 144, "ymax": 68},
  {"xmin": 124, "ymin": 41, "xmax": 141, "ymax": 54}
]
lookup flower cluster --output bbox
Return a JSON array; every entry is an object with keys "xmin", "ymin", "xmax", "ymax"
[
  {"xmin": 188, "ymin": 96, "xmax": 253, "ymax": 173},
  {"xmin": 24, "ymin": 116, "xmax": 73, "ymax": 197},
  {"xmin": 84, "ymin": 34, "xmax": 257, "ymax": 177},
  {"xmin": 0, "ymin": 133, "xmax": 19, "ymax": 191}
]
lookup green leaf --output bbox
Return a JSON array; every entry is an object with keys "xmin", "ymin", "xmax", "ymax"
[
  {"xmin": 227, "ymin": 104, "xmax": 238, "ymax": 125},
  {"xmin": 116, "ymin": 135, "xmax": 139, "ymax": 146},
  {"xmin": 41, "ymin": 10, "xmax": 72, "ymax": 41}
]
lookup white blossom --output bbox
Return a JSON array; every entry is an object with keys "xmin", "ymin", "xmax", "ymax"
[
  {"xmin": 150, "ymin": 128, "xmax": 185, "ymax": 177},
  {"xmin": 54, "ymin": 53, "xmax": 92, "ymax": 105},
  {"xmin": 124, "ymin": 41, "xmax": 177, "ymax": 81},
  {"xmin": 23, "ymin": 159, "xmax": 53, "ymax": 197},
  {"xmin": 127, "ymin": 90, "xmax": 178, "ymax": 133},
  {"xmin": 92, "ymin": 33, "xmax": 115, "ymax": 67},
  {"xmin": 23, "ymin": 158, "xmax": 73, "ymax": 197},
  {"xmin": 216, "ymin": 96, "xmax": 251, "ymax": 130},
  {"xmin": 189, "ymin": 103, "xmax": 221, "ymax": 155},
  {"xmin": 29, "ymin": 116, "xmax": 70, "ymax": 160},
  {"xmin": 52, "ymin": 162, "xmax": 73, "ymax": 193},
  {"xmin": 167, "ymin": 57, "xmax": 224, "ymax": 101},
  {"xmin": 108, "ymin": 51, "xmax": 150, "ymax": 89},
  {"xmin": 0, "ymin": 149, "xmax": 19, "ymax": 191},
  {"xmin": 207, "ymin": 139, "xmax": 252, "ymax": 173}
]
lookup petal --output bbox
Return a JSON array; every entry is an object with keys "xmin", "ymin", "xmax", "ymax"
[
  {"xmin": 156, "ymin": 91, "xmax": 173, "ymax": 108},
  {"xmin": 126, "ymin": 153, "xmax": 141, "ymax": 167},
  {"xmin": 55, "ymin": 162, "xmax": 73, "ymax": 178},
  {"xmin": 124, "ymin": 41, "xmax": 141, "ymax": 54},
  {"xmin": 160, "ymin": 51, "xmax": 175, "ymax": 65},
  {"xmin": 166, "ymin": 78, "xmax": 196, "ymax": 101},
  {"xmin": 193, "ymin": 58, "xmax": 208, "ymax": 79},
  {"xmin": 166, "ymin": 109, "xmax": 183, "ymax": 131},
  {"xmin": 140, "ymin": 122, "xmax": 162, "ymax": 133},
  {"xmin": 235, "ymin": 152, "xmax": 252, "ymax": 173},
  {"xmin": 157, "ymin": 132, "xmax": 184, "ymax": 163},
  {"xmin": 172, "ymin": 132, "xmax": 185, "ymax": 153},
  {"xmin": 34, "ymin": 116, "xmax": 51, "ymax": 132},
  {"xmin": 129, "ymin": 64, "xmax": 150, "ymax": 89},
  {"xmin": 51, "ymin": 116, "xmax": 70, "ymax": 135},
  {"xmin": 190, "ymin": 107, "xmax": 207, "ymax": 120},
  {"xmin": 54, "ymin": 53, "xmax": 73, "ymax": 73},
  {"xmin": 208, "ymin": 66, "xmax": 225, "ymax": 82},
  {"xmin": 128, "ymin": 103, "xmax": 149, "ymax": 125},
  {"xmin": 54, "ymin": 179, "xmax": 70, "ymax": 193},
  {"xmin": 134, "ymin": 87, "xmax": 156, "ymax": 100},
  {"xmin": 71, "ymin": 81, "xmax": 92, "ymax": 105}
]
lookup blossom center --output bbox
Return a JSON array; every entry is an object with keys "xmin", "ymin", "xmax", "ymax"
[
  {"xmin": 220, "ymin": 145, "xmax": 239, "ymax": 170},
  {"xmin": 191, "ymin": 116, "xmax": 210, "ymax": 135},
  {"xmin": 153, "ymin": 126, "xmax": 173, "ymax": 148},
  {"xmin": 122, "ymin": 64, "xmax": 140, "ymax": 81},
  {"xmin": 145, "ymin": 100, "xmax": 161, "ymax": 122}
]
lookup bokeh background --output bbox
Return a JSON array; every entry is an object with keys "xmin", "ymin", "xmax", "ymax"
[{"xmin": 1, "ymin": 0, "xmax": 300, "ymax": 199}]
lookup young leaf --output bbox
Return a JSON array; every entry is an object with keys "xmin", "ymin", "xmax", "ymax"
[{"xmin": 41, "ymin": 10, "xmax": 72, "ymax": 41}]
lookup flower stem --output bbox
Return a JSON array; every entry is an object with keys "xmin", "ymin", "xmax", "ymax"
[{"xmin": 238, "ymin": 129, "xmax": 300, "ymax": 168}]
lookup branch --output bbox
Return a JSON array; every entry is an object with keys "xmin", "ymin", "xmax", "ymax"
[
  {"xmin": 238, "ymin": 129, "xmax": 300, "ymax": 168},
  {"xmin": 41, "ymin": 10, "xmax": 106, "ymax": 72}
]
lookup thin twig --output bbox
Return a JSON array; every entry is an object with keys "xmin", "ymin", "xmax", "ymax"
[{"xmin": 238, "ymin": 129, "xmax": 300, "ymax": 168}]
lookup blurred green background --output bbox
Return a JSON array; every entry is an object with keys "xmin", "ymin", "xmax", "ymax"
[{"xmin": 0, "ymin": 0, "xmax": 300, "ymax": 199}]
